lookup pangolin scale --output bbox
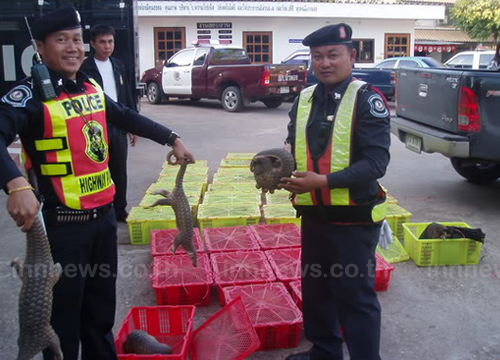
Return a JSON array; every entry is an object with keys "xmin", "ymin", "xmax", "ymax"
[
  {"xmin": 150, "ymin": 151, "xmax": 197, "ymax": 267},
  {"xmin": 11, "ymin": 214, "xmax": 63, "ymax": 360},
  {"xmin": 250, "ymin": 148, "xmax": 295, "ymax": 194}
]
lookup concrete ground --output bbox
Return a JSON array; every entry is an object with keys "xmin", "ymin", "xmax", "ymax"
[{"xmin": 1, "ymin": 98, "xmax": 500, "ymax": 359}]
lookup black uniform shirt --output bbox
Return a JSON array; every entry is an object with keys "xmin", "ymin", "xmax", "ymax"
[
  {"xmin": 286, "ymin": 74, "xmax": 391, "ymax": 203},
  {"xmin": 0, "ymin": 68, "xmax": 176, "ymax": 204}
]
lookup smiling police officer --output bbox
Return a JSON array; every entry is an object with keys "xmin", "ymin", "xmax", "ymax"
[
  {"xmin": 0, "ymin": 5, "xmax": 193, "ymax": 360},
  {"xmin": 280, "ymin": 23, "xmax": 390, "ymax": 360}
]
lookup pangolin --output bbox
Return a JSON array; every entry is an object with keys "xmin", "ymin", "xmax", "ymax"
[
  {"xmin": 150, "ymin": 151, "xmax": 197, "ymax": 267},
  {"xmin": 123, "ymin": 330, "xmax": 172, "ymax": 355},
  {"xmin": 250, "ymin": 148, "xmax": 295, "ymax": 194},
  {"xmin": 11, "ymin": 213, "xmax": 63, "ymax": 360},
  {"xmin": 419, "ymin": 222, "xmax": 485, "ymax": 243}
]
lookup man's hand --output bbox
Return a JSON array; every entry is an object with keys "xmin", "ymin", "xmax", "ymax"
[
  {"xmin": 278, "ymin": 171, "xmax": 328, "ymax": 194},
  {"xmin": 6, "ymin": 177, "xmax": 40, "ymax": 232},
  {"xmin": 129, "ymin": 133, "xmax": 137, "ymax": 147},
  {"xmin": 171, "ymin": 137, "xmax": 195, "ymax": 164}
]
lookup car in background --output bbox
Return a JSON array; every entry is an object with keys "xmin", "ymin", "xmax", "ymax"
[
  {"xmin": 444, "ymin": 51, "xmax": 495, "ymax": 70},
  {"xmin": 374, "ymin": 56, "xmax": 444, "ymax": 69},
  {"xmin": 282, "ymin": 49, "xmax": 395, "ymax": 99}
]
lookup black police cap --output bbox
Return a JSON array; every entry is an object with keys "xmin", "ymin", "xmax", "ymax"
[
  {"xmin": 32, "ymin": 5, "xmax": 82, "ymax": 40},
  {"xmin": 302, "ymin": 23, "xmax": 353, "ymax": 47}
]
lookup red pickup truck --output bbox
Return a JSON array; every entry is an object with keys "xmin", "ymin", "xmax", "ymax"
[{"xmin": 140, "ymin": 44, "xmax": 307, "ymax": 112}]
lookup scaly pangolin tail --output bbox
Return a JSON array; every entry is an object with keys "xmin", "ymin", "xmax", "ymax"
[{"xmin": 12, "ymin": 213, "xmax": 63, "ymax": 360}]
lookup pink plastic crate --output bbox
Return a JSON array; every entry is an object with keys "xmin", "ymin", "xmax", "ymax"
[
  {"xmin": 210, "ymin": 251, "xmax": 276, "ymax": 305},
  {"xmin": 202, "ymin": 226, "xmax": 260, "ymax": 253},
  {"xmin": 152, "ymin": 254, "xmax": 213, "ymax": 306},
  {"xmin": 115, "ymin": 305, "xmax": 195, "ymax": 360},
  {"xmin": 288, "ymin": 280, "xmax": 302, "ymax": 310},
  {"xmin": 150, "ymin": 228, "xmax": 204, "ymax": 257},
  {"xmin": 223, "ymin": 283, "xmax": 303, "ymax": 350},
  {"xmin": 190, "ymin": 297, "xmax": 261, "ymax": 360},
  {"xmin": 375, "ymin": 253, "xmax": 395, "ymax": 291},
  {"xmin": 250, "ymin": 223, "xmax": 301, "ymax": 250},
  {"xmin": 265, "ymin": 248, "xmax": 301, "ymax": 289}
]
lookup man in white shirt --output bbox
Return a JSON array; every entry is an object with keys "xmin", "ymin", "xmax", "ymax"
[{"xmin": 81, "ymin": 24, "xmax": 137, "ymax": 222}]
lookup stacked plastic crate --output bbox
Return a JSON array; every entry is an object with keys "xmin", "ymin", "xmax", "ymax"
[
  {"xmin": 127, "ymin": 160, "xmax": 208, "ymax": 245},
  {"xmin": 376, "ymin": 189, "xmax": 412, "ymax": 264},
  {"xmin": 198, "ymin": 153, "xmax": 261, "ymax": 232}
]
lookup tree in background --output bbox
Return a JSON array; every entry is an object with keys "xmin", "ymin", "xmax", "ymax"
[{"xmin": 451, "ymin": 0, "xmax": 500, "ymax": 42}]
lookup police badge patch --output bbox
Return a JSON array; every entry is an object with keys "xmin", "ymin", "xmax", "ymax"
[
  {"xmin": 368, "ymin": 94, "xmax": 389, "ymax": 118},
  {"xmin": 1, "ymin": 85, "xmax": 33, "ymax": 108}
]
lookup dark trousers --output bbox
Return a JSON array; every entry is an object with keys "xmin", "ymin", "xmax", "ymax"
[
  {"xmin": 301, "ymin": 215, "xmax": 382, "ymax": 360},
  {"xmin": 108, "ymin": 125, "xmax": 128, "ymax": 216},
  {"xmin": 42, "ymin": 209, "xmax": 118, "ymax": 360}
]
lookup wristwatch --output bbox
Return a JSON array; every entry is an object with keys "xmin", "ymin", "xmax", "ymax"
[{"xmin": 167, "ymin": 131, "xmax": 180, "ymax": 146}]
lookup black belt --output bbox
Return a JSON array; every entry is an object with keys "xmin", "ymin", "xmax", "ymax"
[{"xmin": 43, "ymin": 203, "xmax": 113, "ymax": 226}]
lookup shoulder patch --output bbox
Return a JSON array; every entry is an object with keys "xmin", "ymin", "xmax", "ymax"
[
  {"xmin": 367, "ymin": 94, "xmax": 389, "ymax": 118},
  {"xmin": 1, "ymin": 85, "xmax": 33, "ymax": 108}
]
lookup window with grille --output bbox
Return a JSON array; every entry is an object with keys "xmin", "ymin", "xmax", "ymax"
[
  {"xmin": 154, "ymin": 27, "xmax": 186, "ymax": 67},
  {"xmin": 243, "ymin": 32, "xmax": 272, "ymax": 63},
  {"xmin": 353, "ymin": 39, "xmax": 374, "ymax": 63},
  {"xmin": 385, "ymin": 34, "xmax": 411, "ymax": 58}
]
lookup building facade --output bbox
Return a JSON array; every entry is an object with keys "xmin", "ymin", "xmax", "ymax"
[{"xmin": 137, "ymin": 0, "xmax": 444, "ymax": 73}]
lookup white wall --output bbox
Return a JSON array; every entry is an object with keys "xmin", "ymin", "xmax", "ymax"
[{"xmin": 138, "ymin": 16, "xmax": 415, "ymax": 73}]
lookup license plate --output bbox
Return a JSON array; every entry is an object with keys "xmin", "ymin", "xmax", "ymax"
[
  {"xmin": 280, "ymin": 86, "xmax": 290, "ymax": 94},
  {"xmin": 405, "ymin": 133, "xmax": 422, "ymax": 153}
]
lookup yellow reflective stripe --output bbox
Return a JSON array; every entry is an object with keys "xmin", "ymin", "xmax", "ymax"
[
  {"xmin": 40, "ymin": 163, "xmax": 69, "ymax": 176},
  {"xmin": 35, "ymin": 138, "xmax": 64, "ymax": 151},
  {"xmin": 295, "ymin": 86, "xmax": 316, "ymax": 206},
  {"xmin": 329, "ymin": 80, "xmax": 366, "ymax": 206},
  {"xmin": 372, "ymin": 201, "xmax": 387, "ymax": 223},
  {"xmin": 76, "ymin": 168, "xmax": 113, "ymax": 196},
  {"xmin": 45, "ymin": 95, "xmax": 75, "ymax": 207}
]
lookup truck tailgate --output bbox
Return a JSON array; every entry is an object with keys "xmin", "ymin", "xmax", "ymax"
[{"xmin": 396, "ymin": 68, "xmax": 462, "ymax": 133}]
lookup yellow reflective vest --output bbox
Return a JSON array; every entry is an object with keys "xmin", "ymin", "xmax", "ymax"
[
  {"xmin": 30, "ymin": 79, "xmax": 114, "ymax": 210},
  {"xmin": 292, "ymin": 80, "xmax": 386, "ymax": 224}
]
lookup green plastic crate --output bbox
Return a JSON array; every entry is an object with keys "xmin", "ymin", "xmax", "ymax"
[
  {"xmin": 220, "ymin": 159, "xmax": 252, "ymax": 168},
  {"xmin": 197, "ymin": 204, "xmax": 261, "ymax": 232},
  {"xmin": 157, "ymin": 172, "xmax": 208, "ymax": 184},
  {"xmin": 162, "ymin": 159, "xmax": 208, "ymax": 168},
  {"xmin": 127, "ymin": 206, "xmax": 177, "ymax": 245},
  {"xmin": 147, "ymin": 182, "xmax": 205, "ymax": 194},
  {"xmin": 403, "ymin": 222, "xmax": 483, "ymax": 266},
  {"xmin": 265, "ymin": 190, "xmax": 292, "ymax": 205},
  {"xmin": 140, "ymin": 189, "xmax": 201, "ymax": 208},
  {"xmin": 213, "ymin": 173, "xmax": 255, "ymax": 184},
  {"xmin": 386, "ymin": 193, "xmax": 398, "ymax": 204},
  {"xmin": 263, "ymin": 205, "xmax": 300, "ymax": 226},
  {"xmin": 160, "ymin": 165, "xmax": 208, "ymax": 176},
  {"xmin": 207, "ymin": 183, "xmax": 260, "ymax": 194},
  {"xmin": 203, "ymin": 192, "xmax": 261, "ymax": 205},
  {"xmin": 386, "ymin": 204, "xmax": 412, "ymax": 240},
  {"xmin": 224, "ymin": 152, "xmax": 256, "ymax": 160},
  {"xmin": 376, "ymin": 236, "xmax": 410, "ymax": 263}
]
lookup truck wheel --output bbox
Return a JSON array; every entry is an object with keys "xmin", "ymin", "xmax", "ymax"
[
  {"xmin": 450, "ymin": 158, "xmax": 500, "ymax": 184},
  {"xmin": 190, "ymin": 97, "xmax": 201, "ymax": 102},
  {"xmin": 221, "ymin": 86, "xmax": 243, "ymax": 112},
  {"xmin": 147, "ymin": 82, "xmax": 162, "ymax": 104},
  {"xmin": 262, "ymin": 98, "xmax": 284, "ymax": 109}
]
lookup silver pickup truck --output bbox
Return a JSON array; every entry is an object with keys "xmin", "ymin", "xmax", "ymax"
[{"xmin": 391, "ymin": 68, "xmax": 500, "ymax": 183}]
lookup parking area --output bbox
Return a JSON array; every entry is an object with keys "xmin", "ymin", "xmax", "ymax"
[{"xmin": 1, "ymin": 98, "xmax": 500, "ymax": 359}]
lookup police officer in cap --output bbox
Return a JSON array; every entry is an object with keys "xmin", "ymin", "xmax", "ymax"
[
  {"xmin": 0, "ymin": 5, "xmax": 194, "ymax": 360},
  {"xmin": 279, "ymin": 23, "xmax": 390, "ymax": 360}
]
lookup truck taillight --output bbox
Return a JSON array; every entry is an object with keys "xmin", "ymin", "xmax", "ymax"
[
  {"xmin": 390, "ymin": 70, "xmax": 396, "ymax": 85},
  {"xmin": 458, "ymin": 86, "xmax": 480, "ymax": 132},
  {"xmin": 261, "ymin": 69, "xmax": 270, "ymax": 86}
]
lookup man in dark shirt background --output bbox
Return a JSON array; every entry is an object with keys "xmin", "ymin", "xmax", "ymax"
[{"xmin": 81, "ymin": 24, "xmax": 137, "ymax": 222}]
